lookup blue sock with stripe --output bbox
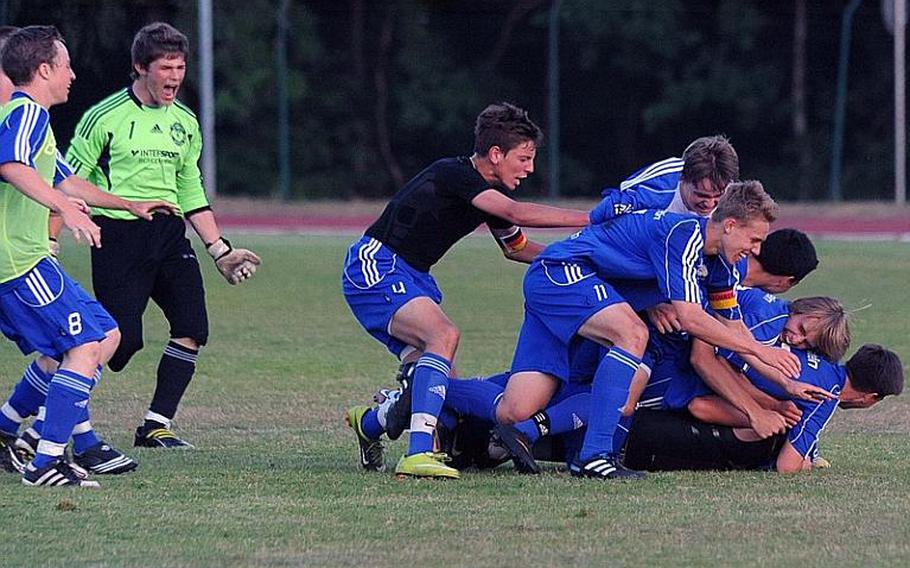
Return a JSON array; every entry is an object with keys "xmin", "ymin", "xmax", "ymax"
[
  {"xmin": 443, "ymin": 378, "xmax": 503, "ymax": 423},
  {"xmin": 0, "ymin": 360, "xmax": 50, "ymax": 435},
  {"xmin": 33, "ymin": 369, "xmax": 94, "ymax": 469},
  {"xmin": 579, "ymin": 346, "xmax": 641, "ymax": 462},
  {"xmin": 407, "ymin": 353, "xmax": 451, "ymax": 456},
  {"xmin": 515, "ymin": 392, "xmax": 591, "ymax": 443},
  {"xmin": 72, "ymin": 367, "xmax": 102, "ymax": 454},
  {"xmin": 360, "ymin": 408, "xmax": 385, "ymax": 440}
]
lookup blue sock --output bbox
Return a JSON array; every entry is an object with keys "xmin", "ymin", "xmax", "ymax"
[
  {"xmin": 72, "ymin": 367, "xmax": 103, "ymax": 454},
  {"xmin": 515, "ymin": 392, "xmax": 591, "ymax": 443},
  {"xmin": 360, "ymin": 408, "xmax": 384, "ymax": 440},
  {"xmin": 33, "ymin": 369, "xmax": 93, "ymax": 469},
  {"xmin": 444, "ymin": 378, "xmax": 503, "ymax": 423},
  {"xmin": 612, "ymin": 414, "xmax": 633, "ymax": 455},
  {"xmin": 407, "ymin": 353, "xmax": 451, "ymax": 456},
  {"xmin": 0, "ymin": 361, "xmax": 51, "ymax": 435},
  {"xmin": 579, "ymin": 347, "xmax": 641, "ymax": 462}
]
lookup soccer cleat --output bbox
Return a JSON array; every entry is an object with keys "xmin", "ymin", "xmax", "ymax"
[
  {"xmin": 134, "ymin": 425, "xmax": 194, "ymax": 448},
  {"xmin": 74, "ymin": 441, "xmax": 139, "ymax": 475},
  {"xmin": 7, "ymin": 429, "xmax": 39, "ymax": 474},
  {"xmin": 491, "ymin": 424, "xmax": 540, "ymax": 474},
  {"xmin": 22, "ymin": 458, "xmax": 100, "ymax": 488},
  {"xmin": 0, "ymin": 431, "xmax": 18, "ymax": 473},
  {"xmin": 384, "ymin": 378, "xmax": 412, "ymax": 441},
  {"xmin": 569, "ymin": 453, "xmax": 646, "ymax": 480},
  {"xmin": 814, "ymin": 456, "xmax": 832, "ymax": 469},
  {"xmin": 345, "ymin": 405, "xmax": 385, "ymax": 472},
  {"xmin": 394, "ymin": 452, "xmax": 460, "ymax": 479}
]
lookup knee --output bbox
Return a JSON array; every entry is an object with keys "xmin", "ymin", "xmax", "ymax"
[
  {"xmin": 687, "ymin": 398, "xmax": 709, "ymax": 421},
  {"xmin": 618, "ymin": 318, "xmax": 649, "ymax": 355},
  {"xmin": 428, "ymin": 323, "xmax": 460, "ymax": 359},
  {"xmin": 495, "ymin": 398, "xmax": 535, "ymax": 425},
  {"xmin": 109, "ymin": 327, "xmax": 144, "ymax": 372},
  {"xmin": 172, "ymin": 337, "xmax": 201, "ymax": 351}
]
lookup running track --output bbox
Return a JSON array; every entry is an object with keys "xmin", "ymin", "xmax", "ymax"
[{"xmin": 217, "ymin": 212, "xmax": 910, "ymax": 240}]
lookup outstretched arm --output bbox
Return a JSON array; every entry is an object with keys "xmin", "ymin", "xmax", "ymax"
[
  {"xmin": 56, "ymin": 175, "xmax": 177, "ymax": 219},
  {"xmin": 472, "ymin": 190, "xmax": 589, "ymax": 228}
]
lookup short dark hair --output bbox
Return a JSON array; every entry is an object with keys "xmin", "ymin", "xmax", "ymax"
[
  {"xmin": 755, "ymin": 228, "xmax": 818, "ymax": 282},
  {"xmin": 710, "ymin": 180, "xmax": 778, "ymax": 224},
  {"xmin": 131, "ymin": 22, "xmax": 189, "ymax": 80},
  {"xmin": 0, "ymin": 26, "xmax": 19, "ymax": 51},
  {"xmin": 1, "ymin": 25, "xmax": 63, "ymax": 86},
  {"xmin": 473, "ymin": 102, "xmax": 543, "ymax": 156},
  {"xmin": 681, "ymin": 135, "xmax": 740, "ymax": 189},
  {"xmin": 846, "ymin": 344, "xmax": 904, "ymax": 397}
]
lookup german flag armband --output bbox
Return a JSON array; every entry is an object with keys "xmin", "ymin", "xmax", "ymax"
[
  {"xmin": 708, "ymin": 288, "xmax": 738, "ymax": 312},
  {"xmin": 495, "ymin": 227, "xmax": 528, "ymax": 255}
]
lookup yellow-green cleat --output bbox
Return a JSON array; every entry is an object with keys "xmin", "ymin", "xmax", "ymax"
[
  {"xmin": 394, "ymin": 452, "xmax": 460, "ymax": 479},
  {"xmin": 345, "ymin": 405, "xmax": 385, "ymax": 472}
]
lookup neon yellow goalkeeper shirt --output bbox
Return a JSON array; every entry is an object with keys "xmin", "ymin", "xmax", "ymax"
[{"xmin": 65, "ymin": 87, "xmax": 210, "ymax": 220}]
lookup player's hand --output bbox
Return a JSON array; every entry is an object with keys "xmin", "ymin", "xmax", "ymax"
[
  {"xmin": 206, "ymin": 237, "xmax": 261, "ymax": 285},
  {"xmin": 758, "ymin": 345, "xmax": 801, "ymax": 379},
  {"xmin": 60, "ymin": 204, "xmax": 101, "ymax": 248},
  {"xmin": 646, "ymin": 303, "xmax": 681, "ymax": 334},
  {"xmin": 747, "ymin": 408, "xmax": 788, "ymax": 439},
  {"xmin": 783, "ymin": 379, "xmax": 835, "ymax": 403},
  {"xmin": 772, "ymin": 400, "xmax": 803, "ymax": 427},
  {"xmin": 66, "ymin": 196, "xmax": 91, "ymax": 214},
  {"xmin": 128, "ymin": 200, "xmax": 177, "ymax": 220}
]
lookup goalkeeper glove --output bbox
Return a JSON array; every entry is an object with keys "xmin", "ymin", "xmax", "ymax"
[{"xmin": 205, "ymin": 237, "xmax": 261, "ymax": 285}]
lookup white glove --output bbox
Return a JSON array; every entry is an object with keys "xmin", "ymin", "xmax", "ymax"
[{"xmin": 206, "ymin": 237, "xmax": 261, "ymax": 285}]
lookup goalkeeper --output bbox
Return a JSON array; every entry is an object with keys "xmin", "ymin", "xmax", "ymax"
[{"xmin": 64, "ymin": 22, "xmax": 260, "ymax": 448}]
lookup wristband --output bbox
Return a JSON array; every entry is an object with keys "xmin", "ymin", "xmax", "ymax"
[{"xmin": 206, "ymin": 237, "xmax": 233, "ymax": 261}]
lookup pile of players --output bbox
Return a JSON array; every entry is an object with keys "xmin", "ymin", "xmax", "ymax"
[
  {"xmin": 342, "ymin": 103, "xmax": 904, "ymax": 479},
  {"xmin": 0, "ymin": 24, "xmax": 259, "ymax": 487}
]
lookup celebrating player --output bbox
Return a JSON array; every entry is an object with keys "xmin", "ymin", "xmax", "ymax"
[{"xmin": 342, "ymin": 102, "xmax": 590, "ymax": 478}]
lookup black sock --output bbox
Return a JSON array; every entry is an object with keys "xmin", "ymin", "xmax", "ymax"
[{"xmin": 148, "ymin": 340, "xmax": 198, "ymax": 423}]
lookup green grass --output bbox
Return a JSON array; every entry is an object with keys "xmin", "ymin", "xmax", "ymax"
[{"xmin": 1, "ymin": 235, "xmax": 909, "ymax": 566}]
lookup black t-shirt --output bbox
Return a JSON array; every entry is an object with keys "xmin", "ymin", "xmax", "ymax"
[{"xmin": 365, "ymin": 157, "xmax": 512, "ymax": 272}]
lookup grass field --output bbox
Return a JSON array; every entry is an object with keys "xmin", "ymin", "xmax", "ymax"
[{"xmin": 2, "ymin": 234, "xmax": 909, "ymax": 566}]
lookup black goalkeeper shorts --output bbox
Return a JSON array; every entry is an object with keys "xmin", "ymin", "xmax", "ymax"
[{"xmin": 90, "ymin": 214, "xmax": 209, "ymax": 344}]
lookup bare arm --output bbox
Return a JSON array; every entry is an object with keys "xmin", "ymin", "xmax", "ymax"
[
  {"xmin": 0, "ymin": 162, "xmax": 100, "ymax": 247},
  {"xmin": 185, "ymin": 209, "xmax": 222, "ymax": 245},
  {"xmin": 56, "ymin": 175, "xmax": 176, "ymax": 220},
  {"xmin": 690, "ymin": 338, "xmax": 787, "ymax": 438},
  {"xmin": 472, "ymin": 190, "xmax": 589, "ymax": 228},
  {"xmin": 186, "ymin": 209, "xmax": 261, "ymax": 285}
]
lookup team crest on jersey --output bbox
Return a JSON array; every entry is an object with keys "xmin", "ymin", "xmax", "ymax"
[
  {"xmin": 696, "ymin": 262, "xmax": 708, "ymax": 279},
  {"xmin": 170, "ymin": 122, "xmax": 187, "ymax": 146}
]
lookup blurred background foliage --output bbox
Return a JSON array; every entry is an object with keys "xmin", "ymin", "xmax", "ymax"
[{"xmin": 3, "ymin": 0, "xmax": 901, "ymax": 201}]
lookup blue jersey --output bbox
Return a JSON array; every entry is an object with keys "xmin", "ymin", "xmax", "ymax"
[
  {"xmin": 538, "ymin": 211, "xmax": 741, "ymax": 318},
  {"xmin": 730, "ymin": 348, "xmax": 845, "ymax": 460},
  {"xmin": 590, "ymin": 157, "xmax": 683, "ymax": 223}
]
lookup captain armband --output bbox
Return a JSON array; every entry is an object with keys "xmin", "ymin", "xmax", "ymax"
[
  {"xmin": 708, "ymin": 288, "xmax": 738, "ymax": 312},
  {"xmin": 495, "ymin": 227, "xmax": 528, "ymax": 255}
]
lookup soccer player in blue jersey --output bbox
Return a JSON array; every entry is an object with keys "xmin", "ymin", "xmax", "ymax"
[
  {"xmin": 590, "ymin": 135, "xmax": 738, "ymax": 223},
  {"xmin": 0, "ymin": 26, "xmax": 178, "ymax": 486},
  {"xmin": 495, "ymin": 180, "xmax": 829, "ymax": 479},
  {"xmin": 624, "ymin": 344, "xmax": 903, "ymax": 473},
  {"xmin": 342, "ymin": 102, "xmax": 590, "ymax": 478}
]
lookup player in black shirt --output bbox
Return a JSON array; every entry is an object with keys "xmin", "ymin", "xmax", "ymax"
[{"xmin": 342, "ymin": 102, "xmax": 590, "ymax": 478}]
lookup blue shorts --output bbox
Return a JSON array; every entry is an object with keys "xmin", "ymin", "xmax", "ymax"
[
  {"xmin": 342, "ymin": 236, "xmax": 443, "ymax": 358},
  {"xmin": 510, "ymin": 259, "xmax": 626, "ymax": 382},
  {"xmin": 0, "ymin": 258, "xmax": 111, "ymax": 359}
]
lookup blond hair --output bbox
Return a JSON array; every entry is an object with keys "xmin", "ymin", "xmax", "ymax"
[
  {"xmin": 711, "ymin": 180, "xmax": 778, "ymax": 224},
  {"xmin": 790, "ymin": 296, "xmax": 851, "ymax": 361}
]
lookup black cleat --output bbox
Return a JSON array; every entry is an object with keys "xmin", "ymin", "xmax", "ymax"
[
  {"xmin": 22, "ymin": 458, "xmax": 100, "ymax": 488},
  {"xmin": 74, "ymin": 441, "xmax": 139, "ymax": 475},
  {"xmin": 384, "ymin": 365, "xmax": 414, "ymax": 441},
  {"xmin": 0, "ymin": 431, "xmax": 17, "ymax": 473},
  {"xmin": 491, "ymin": 424, "xmax": 540, "ymax": 474},
  {"xmin": 134, "ymin": 424, "xmax": 194, "ymax": 448},
  {"xmin": 569, "ymin": 453, "xmax": 646, "ymax": 480}
]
